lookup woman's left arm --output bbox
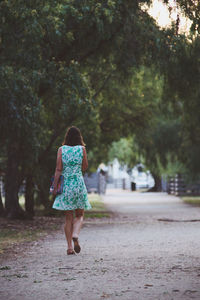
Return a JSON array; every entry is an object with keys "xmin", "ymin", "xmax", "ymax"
[{"xmin": 53, "ymin": 147, "xmax": 63, "ymax": 196}]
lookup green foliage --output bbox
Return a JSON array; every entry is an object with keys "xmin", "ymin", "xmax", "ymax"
[
  {"xmin": 164, "ymin": 0, "xmax": 200, "ymax": 34},
  {"xmin": 157, "ymin": 154, "xmax": 186, "ymax": 178},
  {"xmin": 108, "ymin": 135, "xmax": 146, "ymax": 170},
  {"xmin": 162, "ymin": 34, "xmax": 200, "ymax": 178},
  {"xmin": 106, "ymin": 64, "xmax": 188, "ymax": 182},
  {"xmin": 1, "ymin": 0, "xmax": 199, "ymax": 215},
  {"xmin": 1, "ymin": 0, "xmax": 168, "ymax": 215},
  {"xmin": 108, "ymin": 137, "xmax": 139, "ymax": 168}
]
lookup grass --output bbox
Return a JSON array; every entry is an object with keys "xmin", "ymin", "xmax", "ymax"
[
  {"xmin": 181, "ymin": 196, "xmax": 200, "ymax": 206},
  {"xmin": 0, "ymin": 193, "xmax": 110, "ymax": 257},
  {"xmin": 0, "ymin": 219, "xmax": 60, "ymax": 256},
  {"xmin": 0, "ymin": 229, "xmax": 45, "ymax": 255},
  {"xmin": 84, "ymin": 193, "xmax": 110, "ymax": 218}
]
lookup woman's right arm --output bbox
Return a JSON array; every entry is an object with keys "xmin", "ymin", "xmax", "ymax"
[{"xmin": 82, "ymin": 146, "xmax": 88, "ymax": 172}]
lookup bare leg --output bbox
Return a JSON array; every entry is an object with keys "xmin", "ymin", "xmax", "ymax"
[
  {"xmin": 72, "ymin": 209, "xmax": 84, "ymax": 253},
  {"xmin": 64, "ymin": 210, "xmax": 73, "ymax": 250},
  {"xmin": 72, "ymin": 209, "xmax": 84, "ymax": 238}
]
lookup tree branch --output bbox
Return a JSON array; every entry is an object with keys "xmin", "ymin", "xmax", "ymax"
[
  {"xmin": 38, "ymin": 117, "xmax": 76, "ymax": 163},
  {"xmin": 91, "ymin": 71, "xmax": 114, "ymax": 100},
  {"xmin": 77, "ymin": 25, "xmax": 121, "ymax": 64}
]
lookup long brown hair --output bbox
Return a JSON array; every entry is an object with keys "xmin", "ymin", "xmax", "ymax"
[{"xmin": 62, "ymin": 126, "xmax": 85, "ymax": 146}]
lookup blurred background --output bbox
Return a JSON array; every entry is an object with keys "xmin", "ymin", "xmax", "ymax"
[{"xmin": 0, "ymin": 0, "xmax": 200, "ymax": 219}]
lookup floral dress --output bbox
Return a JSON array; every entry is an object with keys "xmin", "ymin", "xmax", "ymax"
[{"xmin": 52, "ymin": 145, "xmax": 91, "ymax": 211}]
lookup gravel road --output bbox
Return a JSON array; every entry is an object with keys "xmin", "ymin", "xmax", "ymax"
[{"xmin": 1, "ymin": 190, "xmax": 200, "ymax": 300}]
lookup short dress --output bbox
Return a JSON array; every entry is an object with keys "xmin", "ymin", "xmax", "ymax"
[{"xmin": 52, "ymin": 145, "xmax": 91, "ymax": 211}]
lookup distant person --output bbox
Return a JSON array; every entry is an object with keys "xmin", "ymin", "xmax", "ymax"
[{"xmin": 52, "ymin": 126, "xmax": 91, "ymax": 255}]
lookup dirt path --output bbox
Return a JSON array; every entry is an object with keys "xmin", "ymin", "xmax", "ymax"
[{"xmin": 1, "ymin": 190, "xmax": 200, "ymax": 300}]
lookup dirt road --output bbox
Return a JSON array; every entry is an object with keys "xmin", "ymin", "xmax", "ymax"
[{"xmin": 1, "ymin": 190, "xmax": 200, "ymax": 300}]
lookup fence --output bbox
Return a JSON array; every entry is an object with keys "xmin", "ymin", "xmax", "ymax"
[
  {"xmin": 168, "ymin": 174, "xmax": 200, "ymax": 196},
  {"xmin": 84, "ymin": 171, "xmax": 107, "ymax": 194},
  {"xmin": 107, "ymin": 177, "xmax": 131, "ymax": 190}
]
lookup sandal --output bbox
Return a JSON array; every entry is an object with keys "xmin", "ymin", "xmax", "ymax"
[
  {"xmin": 67, "ymin": 248, "xmax": 75, "ymax": 255},
  {"xmin": 72, "ymin": 237, "xmax": 81, "ymax": 253}
]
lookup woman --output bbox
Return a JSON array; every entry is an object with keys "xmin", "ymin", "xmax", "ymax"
[{"xmin": 52, "ymin": 126, "xmax": 91, "ymax": 255}]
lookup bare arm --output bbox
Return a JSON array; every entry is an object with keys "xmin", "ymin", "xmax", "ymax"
[
  {"xmin": 82, "ymin": 146, "xmax": 88, "ymax": 172},
  {"xmin": 53, "ymin": 147, "xmax": 63, "ymax": 195}
]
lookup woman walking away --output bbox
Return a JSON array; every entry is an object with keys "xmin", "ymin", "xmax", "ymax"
[{"xmin": 52, "ymin": 126, "xmax": 91, "ymax": 255}]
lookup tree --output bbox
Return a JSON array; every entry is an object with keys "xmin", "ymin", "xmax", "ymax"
[
  {"xmin": 106, "ymin": 64, "xmax": 185, "ymax": 191},
  {"xmin": 0, "ymin": 0, "xmax": 179, "ymax": 217},
  {"xmin": 163, "ymin": 0, "xmax": 200, "ymax": 34},
  {"xmin": 108, "ymin": 137, "xmax": 140, "ymax": 167},
  {"xmin": 161, "ymin": 35, "xmax": 200, "ymax": 179}
]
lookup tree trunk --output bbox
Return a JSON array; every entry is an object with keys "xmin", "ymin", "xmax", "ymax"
[
  {"xmin": 5, "ymin": 145, "xmax": 25, "ymax": 219},
  {"xmin": 38, "ymin": 186, "xmax": 50, "ymax": 209},
  {"xmin": 25, "ymin": 174, "xmax": 35, "ymax": 219},
  {"xmin": 0, "ymin": 188, "xmax": 5, "ymax": 216},
  {"xmin": 148, "ymin": 172, "xmax": 162, "ymax": 192}
]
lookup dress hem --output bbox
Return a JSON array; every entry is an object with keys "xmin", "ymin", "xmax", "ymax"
[{"xmin": 52, "ymin": 206, "xmax": 92, "ymax": 211}]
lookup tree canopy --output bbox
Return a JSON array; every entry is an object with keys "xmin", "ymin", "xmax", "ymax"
[{"xmin": 0, "ymin": 0, "xmax": 199, "ymax": 217}]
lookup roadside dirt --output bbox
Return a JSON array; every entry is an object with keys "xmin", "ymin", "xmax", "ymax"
[{"xmin": 1, "ymin": 190, "xmax": 200, "ymax": 300}]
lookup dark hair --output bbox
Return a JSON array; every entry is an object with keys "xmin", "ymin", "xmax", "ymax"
[{"xmin": 62, "ymin": 126, "xmax": 85, "ymax": 146}]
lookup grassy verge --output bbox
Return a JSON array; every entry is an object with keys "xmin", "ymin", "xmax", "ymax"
[
  {"xmin": 0, "ymin": 217, "xmax": 61, "ymax": 256},
  {"xmin": 0, "ymin": 193, "xmax": 110, "ymax": 256},
  {"xmin": 85, "ymin": 194, "xmax": 110, "ymax": 218},
  {"xmin": 181, "ymin": 196, "xmax": 200, "ymax": 206},
  {"xmin": 0, "ymin": 229, "xmax": 45, "ymax": 255}
]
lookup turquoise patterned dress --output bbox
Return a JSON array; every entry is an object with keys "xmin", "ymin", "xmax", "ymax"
[{"xmin": 52, "ymin": 145, "xmax": 91, "ymax": 211}]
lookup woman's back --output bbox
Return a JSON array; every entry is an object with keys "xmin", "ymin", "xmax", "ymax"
[{"xmin": 62, "ymin": 145, "xmax": 83, "ymax": 177}]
